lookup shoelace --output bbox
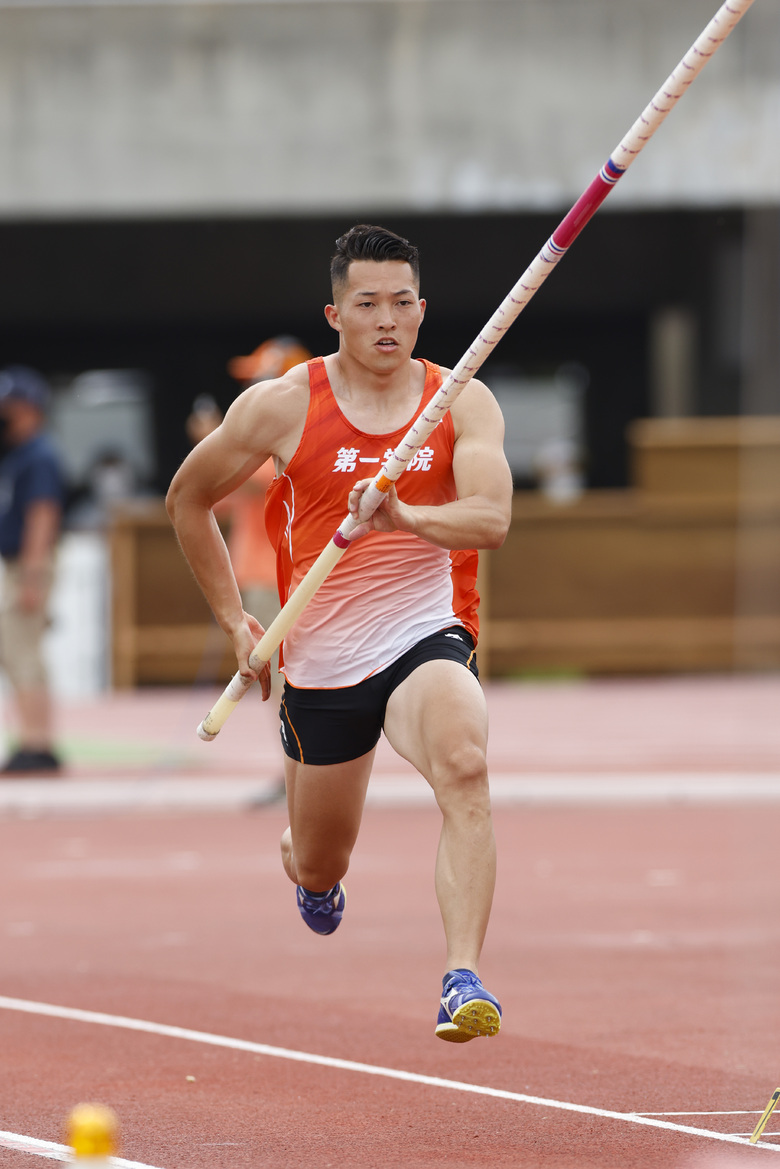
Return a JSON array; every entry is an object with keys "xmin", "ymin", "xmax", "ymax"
[
  {"xmin": 300, "ymin": 887, "xmax": 338, "ymax": 914},
  {"xmin": 444, "ymin": 972, "xmax": 483, "ymax": 998}
]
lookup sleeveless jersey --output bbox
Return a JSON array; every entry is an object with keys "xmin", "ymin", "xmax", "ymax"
[{"xmin": 263, "ymin": 356, "xmax": 479, "ymax": 688}]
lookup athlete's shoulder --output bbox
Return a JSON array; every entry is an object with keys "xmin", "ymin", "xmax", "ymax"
[
  {"xmin": 435, "ymin": 368, "xmax": 495, "ymax": 410},
  {"xmin": 433, "ymin": 365, "xmax": 490, "ymax": 393},
  {"xmin": 444, "ymin": 372, "xmax": 504, "ymax": 442},
  {"xmin": 418, "ymin": 361, "xmax": 495, "ymax": 424},
  {"xmin": 216, "ymin": 362, "xmax": 312, "ymax": 466},
  {"xmin": 235, "ymin": 362, "xmax": 311, "ymax": 420},
  {"xmin": 251, "ymin": 359, "xmax": 313, "ymax": 399}
]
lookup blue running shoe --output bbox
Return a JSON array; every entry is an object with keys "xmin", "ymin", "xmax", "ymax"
[
  {"xmin": 296, "ymin": 882, "xmax": 346, "ymax": 936},
  {"xmin": 435, "ymin": 968, "xmax": 502, "ymax": 1042}
]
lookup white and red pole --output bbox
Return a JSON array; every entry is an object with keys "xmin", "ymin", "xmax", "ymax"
[{"xmin": 197, "ymin": 0, "xmax": 757, "ymax": 741}]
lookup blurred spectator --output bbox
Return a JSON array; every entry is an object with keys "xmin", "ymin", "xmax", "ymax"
[
  {"xmin": 185, "ymin": 394, "xmax": 223, "ymax": 447},
  {"xmin": 185, "ymin": 337, "xmax": 312, "ymax": 700},
  {"xmin": 227, "ymin": 335, "xmax": 312, "ymax": 386},
  {"xmin": 0, "ymin": 366, "xmax": 65, "ymax": 774}
]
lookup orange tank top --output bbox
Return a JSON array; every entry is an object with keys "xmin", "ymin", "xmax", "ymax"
[{"xmin": 263, "ymin": 356, "xmax": 479, "ymax": 688}]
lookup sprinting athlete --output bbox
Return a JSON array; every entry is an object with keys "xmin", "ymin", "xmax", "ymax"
[{"xmin": 167, "ymin": 224, "xmax": 513, "ymax": 1041}]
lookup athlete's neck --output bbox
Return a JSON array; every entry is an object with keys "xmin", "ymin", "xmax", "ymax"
[{"xmin": 325, "ymin": 352, "xmax": 424, "ymax": 426}]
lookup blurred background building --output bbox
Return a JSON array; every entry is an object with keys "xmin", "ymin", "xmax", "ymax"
[{"xmin": 0, "ymin": 0, "xmax": 777, "ymax": 694}]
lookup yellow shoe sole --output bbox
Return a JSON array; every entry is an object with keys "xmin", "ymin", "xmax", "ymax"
[{"xmin": 435, "ymin": 997, "xmax": 502, "ymax": 1042}]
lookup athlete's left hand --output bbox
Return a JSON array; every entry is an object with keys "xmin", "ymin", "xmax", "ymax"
[{"xmin": 347, "ymin": 478, "xmax": 410, "ymax": 540}]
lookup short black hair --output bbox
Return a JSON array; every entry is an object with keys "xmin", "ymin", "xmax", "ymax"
[{"xmin": 330, "ymin": 224, "xmax": 420, "ymax": 299}]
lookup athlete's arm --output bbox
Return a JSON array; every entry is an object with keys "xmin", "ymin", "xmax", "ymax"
[
  {"xmin": 348, "ymin": 377, "xmax": 512, "ymax": 551},
  {"xmin": 166, "ymin": 368, "xmax": 307, "ymax": 689}
]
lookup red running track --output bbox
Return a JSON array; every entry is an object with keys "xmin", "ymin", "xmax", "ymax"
[{"xmin": 1, "ymin": 676, "xmax": 780, "ymax": 1167}]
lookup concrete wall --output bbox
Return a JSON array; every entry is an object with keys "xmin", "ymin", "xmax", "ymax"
[{"xmin": 0, "ymin": 0, "xmax": 777, "ymax": 218}]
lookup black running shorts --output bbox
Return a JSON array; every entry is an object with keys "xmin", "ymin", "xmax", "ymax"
[{"xmin": 279, "ymin": 625, "xmax": 479, "ymax": 766}]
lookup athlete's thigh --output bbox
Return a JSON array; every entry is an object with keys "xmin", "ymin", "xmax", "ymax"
[
  {"xmin": 383, "ymin": 660, "xmax": 488, "ymax": 783},
  {"xmin": 285, "ymin": 748, "xmax": 376, "ymax": 856}
]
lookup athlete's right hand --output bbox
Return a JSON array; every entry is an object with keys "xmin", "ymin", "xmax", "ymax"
[{"xmin": 233, "ymin": 612, "xmax": 272, "ymax": 701}]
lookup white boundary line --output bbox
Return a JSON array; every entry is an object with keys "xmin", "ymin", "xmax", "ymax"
[
  {"xmin": 3, "ymin": 773, "xmax": 780, "ymax": 816},
  {"xmin": 0, "ymin": 1128, "xmax": 164, "ymax": 1167},
  {"xmin": 640, "ymin": 1110, "xmax": 763, "ymax": 1116},
  {"xmin": 1, "ymin": 996, "xmax": 778, "ymax": 1154}
]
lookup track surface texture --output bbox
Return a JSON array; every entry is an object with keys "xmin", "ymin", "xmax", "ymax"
[{"xmin": 1, "ymin": 674, "xmax": 780, "ymax": 1168}]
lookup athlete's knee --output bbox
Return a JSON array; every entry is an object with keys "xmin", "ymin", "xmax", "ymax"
[
  {"xmin": 439, "ymin": 739, "xmax": 488, "ymax": 783},
  {"xmin": 288, "ymin": 831, "xmax": 350, "ymax": 892},
  {"xmin": 430, "ymin": 741, "xmax": 490, "ymax": 809}
]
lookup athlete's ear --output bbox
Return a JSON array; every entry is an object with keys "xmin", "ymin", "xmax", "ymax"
[
  {"xmin": 324, "ymin": 304, "xmax": 342, "ymax": 333},
  {"xmin": 419, "ymin": 298, "xmax": 426, "ymax": 322}
]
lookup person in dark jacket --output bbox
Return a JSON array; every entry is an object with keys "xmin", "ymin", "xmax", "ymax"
[{"xmin": 0, "ymin": 366, "xmax": 65, "ymax": 774}]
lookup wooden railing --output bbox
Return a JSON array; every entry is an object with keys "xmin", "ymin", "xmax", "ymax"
[{"xmin": 110, "ymin": 418, "xmax": 780, "ymax": 685}]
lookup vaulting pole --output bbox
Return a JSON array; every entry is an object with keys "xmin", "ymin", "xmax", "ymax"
[{"xmin": 197, "ymin": 0, "xmax": 757, "ymax": 741}]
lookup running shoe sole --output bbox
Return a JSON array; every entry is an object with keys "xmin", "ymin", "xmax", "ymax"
[{"xmin": 435, "ymin": 996, "xmax": 502, "ymax": 1042}]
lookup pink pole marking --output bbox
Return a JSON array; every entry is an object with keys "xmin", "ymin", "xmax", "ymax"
[{"xmin": 550, "ymin": 167, "xmax": 623, "ymax": 253}]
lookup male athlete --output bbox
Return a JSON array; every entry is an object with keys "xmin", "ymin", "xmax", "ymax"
[{"xmin": 167, "ymin": 225, "xmax": 513, "ymax": 1041}]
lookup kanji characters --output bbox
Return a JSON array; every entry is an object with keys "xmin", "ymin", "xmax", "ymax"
[
  {"xmin": 332, "ymin": 446, "xmax": 435, "ymax": 472},
  {"xmin": 409, "ymin": 446, "xmax": 435, "ymax": 471},
  {"xmin": 332, "ymin": 447, "xmax": 359, "ymax": 472}
]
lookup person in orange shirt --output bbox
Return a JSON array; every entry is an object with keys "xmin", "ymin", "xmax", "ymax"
[{"xmin": 168, "ymin": 226, "xmax": 513, "ymax": 1042}]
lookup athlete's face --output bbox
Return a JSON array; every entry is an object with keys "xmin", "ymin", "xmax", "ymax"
[{"xmin": 325, "ymin": 260, "xmax": 426, "ymax": 372}]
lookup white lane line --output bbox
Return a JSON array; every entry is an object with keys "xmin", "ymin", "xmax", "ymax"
[
  {"xmin": 3, "ymin": 773, "xmax": 780, "ymax": 815},
  {"xmin": 637, "ymin": 1110, "xmax": 763, "ymax": 1115},
  {"xmin": 0, "ymin": 1128, "xmax": 164, "ymax": 1167},
  {"xmin": 1, "ymin": 997, "xmax": 779, "ymax": 1152}
]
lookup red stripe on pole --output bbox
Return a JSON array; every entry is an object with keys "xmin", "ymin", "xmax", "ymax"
[{"xmin": 552, "ymin": 171, "xmax": 621, "ymax": 253}]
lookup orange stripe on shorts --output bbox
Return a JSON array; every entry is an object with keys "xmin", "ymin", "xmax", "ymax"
[{"xmin": 281, "ymin": 695, "xmax": 305, "ymax": 764}]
